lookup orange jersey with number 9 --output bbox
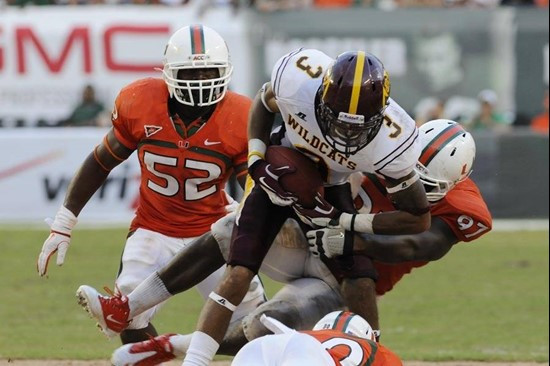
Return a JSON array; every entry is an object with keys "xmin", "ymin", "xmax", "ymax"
[
  {"xmin": 111, "ymin": 78, "xmax": 251, "ymax": 238},
  {"xmin": 354, "ymin": 174, "xmax": 492, "ymax": 295},
  {"xmin": 303, "ymin": 330, "xmax": 402, "ymax": 366}
]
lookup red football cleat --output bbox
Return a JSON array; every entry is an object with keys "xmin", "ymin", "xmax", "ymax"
[
  {"xmin": 76, "ymin": 285, "xmax": 131, "ymax": 338},
  {"xmin": 111, "ymin": 333, "xmax": 178, "ymax": 366}
]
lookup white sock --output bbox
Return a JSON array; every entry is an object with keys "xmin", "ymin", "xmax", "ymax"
[
  {"xmin": 182, "ymin": 331, "xmax": 219, "ymax": 366},
  {"xmin": 170, "ymin": 333, "xmax": 192, "ymax": 357},
  {"xmin": 127, "ymin": 272, "xmax": 172, "ymax": 318}
]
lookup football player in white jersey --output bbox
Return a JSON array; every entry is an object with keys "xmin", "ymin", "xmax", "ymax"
[{"xmin": 181, "ymin": 49, "xmax": 430, "ymax": 366}]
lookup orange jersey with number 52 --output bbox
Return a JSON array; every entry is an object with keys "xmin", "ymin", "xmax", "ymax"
[{"xmin": 111, "ymin": 78, "xmax": 251, "ymax": 238}]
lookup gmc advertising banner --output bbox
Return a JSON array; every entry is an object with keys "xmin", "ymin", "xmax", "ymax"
[{"xmin": 0, "ymin": 6, "xmax": 254, "ymax": 126}]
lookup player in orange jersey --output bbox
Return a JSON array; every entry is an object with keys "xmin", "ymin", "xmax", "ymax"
[
  {"xmin": 36, "ymin": 24, "xmax": 265, "ymax": 345},
  {"xmin": 308, "ymin": 119, "xmax": 492, "ymax": 297},
  {"xmin": 232, "ymin": 311, "xmax": 401, "ymax": 366},
  {"xmin": 103, "ymin": 119, "xmax": 490, "ymax": 365}
]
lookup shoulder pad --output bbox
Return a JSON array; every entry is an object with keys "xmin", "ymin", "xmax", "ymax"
[{"xmin": 270, "ymin": 48, "xmax": 333, "ymax": 104}]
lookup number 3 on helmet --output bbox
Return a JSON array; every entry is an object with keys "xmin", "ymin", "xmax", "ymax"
[
  {"xmin": 162, "ymin": 25, "xmax": 233, "ymax": 107},
  {"xmin": 416, "ymin": 119, "xmax": 476, "ymax": 202}
]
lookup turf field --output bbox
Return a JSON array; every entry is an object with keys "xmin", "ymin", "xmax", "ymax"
[{"xmin": 0, "ymin": 227, "xmax": 548, "ymax": 362}]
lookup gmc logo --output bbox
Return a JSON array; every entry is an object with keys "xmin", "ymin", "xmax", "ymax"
[{"xmin": 1, "ymin": 25, "xmax": 171, "ymax": 74}]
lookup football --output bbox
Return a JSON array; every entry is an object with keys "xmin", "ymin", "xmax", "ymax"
[{"xmin": 265, "ymin": 146, "xmax": 324, "ymax": 208}]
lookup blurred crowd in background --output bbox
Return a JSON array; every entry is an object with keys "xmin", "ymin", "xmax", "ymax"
[
  {"xmin": 4, "ymin": 83, "xmax": 546, "ymax": 135},
  {"xmin": 1, "ymin": 0, "xmax": 548, "ymax": 10},
  {"xmin": 0, "ymin": 0, "xmax": 547, "ymax": 135}
]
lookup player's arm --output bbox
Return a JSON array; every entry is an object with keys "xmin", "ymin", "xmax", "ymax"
[
  {"xmin": 37, "ymin": 129, "xmax": 133, "ymax": 276},
  {"xmin": 65, "ymin": 129, "xmax": 133, "ymax": 215},
  {"xmin": 368, "ymin": 171, "xmax": 431, "ymax": 234},
  {"xmin": 248, "ymin": 83, "xmax": 297, "ymax": 206},
  {"xmin": 308, "ymin": 217, "xmax": 458, "ymax": 261},
  {"xmin": 248, "ymin": 82, "xmax": 280, "ymax": 147},
  {"xmin": 353, "ymin": 217, "xmax": 458, "ymax": 262},
  {"xmin": 310, "ymin": 171, "xmax": 430, "ymax": 235}
]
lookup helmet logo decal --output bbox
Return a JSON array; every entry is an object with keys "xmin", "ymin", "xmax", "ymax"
[
  {"xmin": 338, "ymin": 112, "xmax": 364, "ymax": 124},
  {"xmin": 189, "ymin": 24, "xmax": 205, "ymax": 54},
  {"xmin": 349, "ymin": 51, "xmax": 366, "ymax": 114},
  {"xmin": 382, "ymin": 70, "xmax": 391, "ymax": 107},
  {"xmin": 419, "ymin": 124, "xmax": 464, "ymax": 166}
]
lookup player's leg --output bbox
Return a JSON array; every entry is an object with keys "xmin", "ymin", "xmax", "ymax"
[
  {"xmin": 332, "ymin": 255, "xmax": 380, "ymax": 337},
  {"xmin": 77, "ymin": 228, "xmax": 192, "ymax": 342},
  {"xmin": 183, "ymin": 186, "xmax": 290, "ymax": 365},
  {"xmin": 119, "ymin": 233, "xmax": 225, "ymax": 344},
  {"xmin": 219, "ymin": 277, "xmax": 344, "ymax": 355},
  {"xmin": 116, "ymin": 229, "xmax": 192, "ymax": 343}
]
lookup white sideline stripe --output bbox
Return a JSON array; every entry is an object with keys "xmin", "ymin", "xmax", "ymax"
[
  {"xmin": 492, "ymin": 219, "xmax": 549, "ymax": 232},
  {"xmin": 1, "ymin": 219, "xmax": 548, "ymax": 231}
]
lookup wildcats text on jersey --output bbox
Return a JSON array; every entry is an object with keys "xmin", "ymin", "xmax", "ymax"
[{"xmin": 287, "ymin": 115, "xmax": 358, "ymax": 170}]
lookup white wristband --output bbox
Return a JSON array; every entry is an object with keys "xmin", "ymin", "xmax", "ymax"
[
  {"xmin": 386, "ymin": 172, "xmax": 419, "ymax": 194},
  {"xmin": 209, "ymin": 292, "xmax": 237, "ymax": 312},
  {"xmin": 340, "ymin": 212, "xmax": 375, "ymax": 234},
  {"xmin": 51, "ymin": 206, "xmax": 78, "ymax": 234}
]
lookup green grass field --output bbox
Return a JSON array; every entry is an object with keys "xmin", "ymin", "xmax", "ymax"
[{"xmin": 0, "ymin": 227, "xmax": 548, "ymax": 362}]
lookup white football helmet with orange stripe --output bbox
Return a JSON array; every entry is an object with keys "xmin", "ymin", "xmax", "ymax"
[
  {"xmin": 416, "ymin": 119, "xmax": 476, "ymax": 202},
  {"xmin": 162, "ymin": 24, "xmax": 233, "ymax": 106},
  {"xmin": 313, "ymin": 311, "xmax": 376, "ymax": 341}
]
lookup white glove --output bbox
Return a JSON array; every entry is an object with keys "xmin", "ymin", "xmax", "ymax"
[
  {"xmin": 37, "ymin": 206, "xmax": 78, "ymax": 277},
  {"xmin": 312, "ymin": 212, "xmax": 374, "ymax": 234},
  {"xmin": 306, "ymin": 227, "xmax": 349, "ymax": 258}
]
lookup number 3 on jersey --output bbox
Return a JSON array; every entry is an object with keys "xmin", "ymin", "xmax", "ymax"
[
  {"xmin": 144, "ymin": 151, "xmax": 221, "ymax": 201},
  {"xmin": 296, "ymin": 56, "xmax": 323, "ymax": 78}
]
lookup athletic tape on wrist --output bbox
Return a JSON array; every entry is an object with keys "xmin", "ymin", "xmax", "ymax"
[
  {"xmin": 51, "ymin": 206, "xmax": 78, "ymax": 233},
  {"xmin": 341, "ymin": 213, "xmax": 374, "ymax": 234},
  {"xmin": 248, "ymin": 139, "xmax": 267, "ymax": 167},
  {"xmin": 209, "ymin": 292, "xmax": 237, "ymax": 312}
]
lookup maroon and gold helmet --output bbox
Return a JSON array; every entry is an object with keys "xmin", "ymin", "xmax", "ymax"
[{"xmin": 315, "ymin": 51, "xmax": 390, "ymax": 155}]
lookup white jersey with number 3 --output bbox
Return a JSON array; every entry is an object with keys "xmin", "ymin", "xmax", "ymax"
[{"xmin": 271, "ymin": 48, "xmax": 420, "ymax": 185}]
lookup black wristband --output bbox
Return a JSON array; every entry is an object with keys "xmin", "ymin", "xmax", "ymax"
[{"xmin": 343, "ymin": 230, "xmax": 354, "ymax": 256}]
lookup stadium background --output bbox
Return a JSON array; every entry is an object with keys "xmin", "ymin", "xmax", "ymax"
[{"xmin": 0, "ymin": 1, "xmax": 548, "ymax": 364}]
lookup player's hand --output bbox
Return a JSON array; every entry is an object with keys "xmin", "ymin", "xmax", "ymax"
[
  {"xmin": 292, "ymin": 192, "xmax": 340, "ymax": 228},
  {"xmin": 249, "ymin": 159, "xmax": 297, "ymax": 206},
  {"xmin": 37, "ymin": 206, "xmax": 78, "ymax": 277},
  {"xmin": 306, "ymin": 227, "xmax": 352, "ymax": 258}
]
